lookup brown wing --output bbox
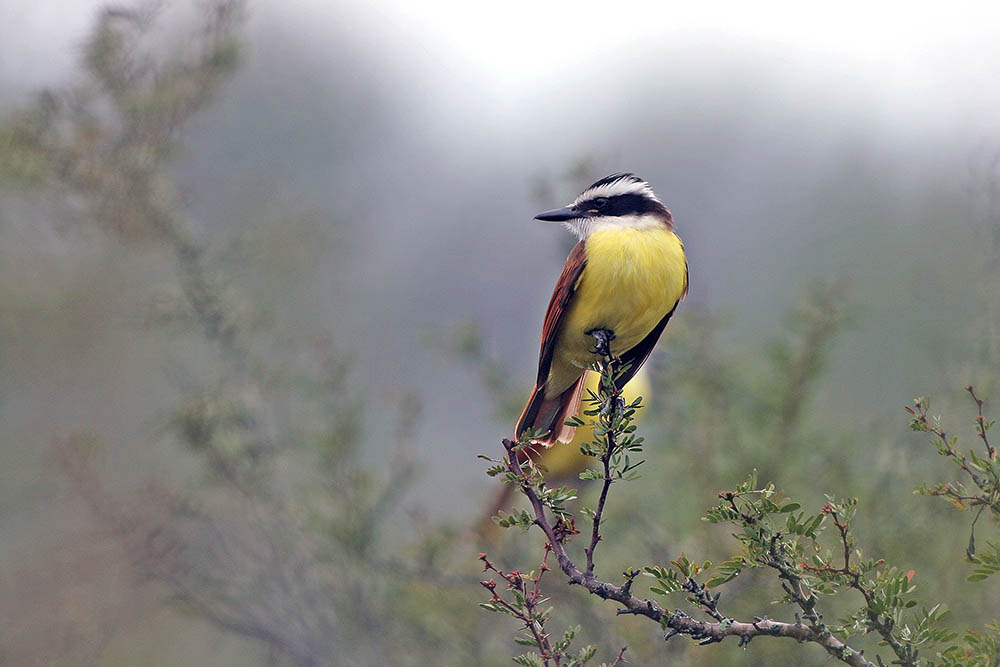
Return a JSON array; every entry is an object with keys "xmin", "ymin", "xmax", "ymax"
[{"xmin": 534, "ymin": 240, "xmax": 587, "ymax": 387}]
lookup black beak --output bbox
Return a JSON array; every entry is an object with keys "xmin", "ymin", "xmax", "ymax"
[{"xmin": 534, "ymin": 206, "xmax": 578, "ymax": 222}]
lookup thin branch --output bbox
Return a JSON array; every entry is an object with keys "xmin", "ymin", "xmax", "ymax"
[
  {"xmin": 908, "ymin": 398, "xmax": 992, "ymax": 491},
  {"xmin": 480, "ymin": 548, "xmax": 561, "ymax": 666},
  {"xmin": 585, "ymin": 351, "xmax": 622, "ymax": 577},
  {"xmin": 968, "ymin": 385, "xmax": 996, "ymax": 458},
  {"xmin": 585, "ymin": 450, "xmax": 613, "ymax": 576},
  {"xmin": 608, "ymin": 646, "xmax": 628, "ymax": 666}
]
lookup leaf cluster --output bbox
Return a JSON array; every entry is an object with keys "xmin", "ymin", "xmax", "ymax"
[{"xmin": 639, "ymin": 473, "xmax": 965, "ymax": 665}]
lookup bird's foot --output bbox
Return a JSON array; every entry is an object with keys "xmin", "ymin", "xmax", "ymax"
[{"xmin": 587, "ymin": 328, "xmax": 616, "ymax": 357}]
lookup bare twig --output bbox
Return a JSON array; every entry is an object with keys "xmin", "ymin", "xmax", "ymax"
[
  {"xmin": 774, "ymin": 281, "xmax": 848, "ymax": 453},
  {"xmin": 481, "ymin": 547, "xmax": 564, "ymax": 666},
  {"xmin": 608, "ymin": 646, "xmax": 628, "ymax": 666},
  {"xmin": 968, "ymin": 385, "xmax": 996, "ymax": 459}
]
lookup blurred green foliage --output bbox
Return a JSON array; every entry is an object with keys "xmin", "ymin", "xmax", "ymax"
[
  {"xmin": 2, "ymin": 1, "xmax": 1000, "ymax": 666},
  {"xmin": 0, "ymin": 3, "xmax": 501, "ymax": 664}
]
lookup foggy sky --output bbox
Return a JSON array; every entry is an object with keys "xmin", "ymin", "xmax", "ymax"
[{"xmin": 4, "ymin": 0, "xmax": 1000, "ymax": 514}]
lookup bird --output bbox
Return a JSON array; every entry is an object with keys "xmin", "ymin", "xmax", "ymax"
[{"xmin": 515, "ymin": 172, "xmax": 687, "ymax": 446}]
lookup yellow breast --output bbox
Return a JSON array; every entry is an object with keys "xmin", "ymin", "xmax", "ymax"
[{"xmin": 546, "ymin": 226, "xmax": 686, "ymax": 396}]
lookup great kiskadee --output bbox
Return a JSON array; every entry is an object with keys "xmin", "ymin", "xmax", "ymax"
[{"xmin": 515, "ymin": 173, "xmax": 687, "ymax": 445}]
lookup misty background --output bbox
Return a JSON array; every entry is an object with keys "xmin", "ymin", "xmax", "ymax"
[{"xmin": 3, "ymin": 1, "xmax": 1000, "ymax": 664}]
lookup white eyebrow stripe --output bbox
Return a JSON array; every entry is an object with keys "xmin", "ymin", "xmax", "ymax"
[{"xmin": 574, "ymin": 178, "xmax": 658, "ymax": 205}]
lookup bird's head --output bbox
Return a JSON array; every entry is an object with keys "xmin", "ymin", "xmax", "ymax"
[{"xmin": 534, "ymin": 173, "xmax": 673, "ymax": 239}]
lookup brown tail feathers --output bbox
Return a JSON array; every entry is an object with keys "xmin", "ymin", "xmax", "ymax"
[{"xmin": 514, "ymin": 375, "xmax": 586, "ymax": 446}]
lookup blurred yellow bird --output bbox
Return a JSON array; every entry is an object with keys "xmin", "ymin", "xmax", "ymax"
[
  {"xmin": 482, "ymin": 369, "xmax": 651, "ymax": 530},
  {"xmin": 527, "ymin": 369, "xmax": 652, "ymax": 476}
]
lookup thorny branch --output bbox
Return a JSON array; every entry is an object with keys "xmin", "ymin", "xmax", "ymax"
[
  {"xmin": 498, "ymin": 436, "xmax": 877, "ymax": 666},
  {"xmin": 907, "ymin": 391, "xmax": 1000, "ymax": 514},
  {"xmin": 480, "ymin": 550, "xmax": 559, "ymax": 665}
]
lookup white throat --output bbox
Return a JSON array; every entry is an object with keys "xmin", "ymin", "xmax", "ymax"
[{"xmin": 563, "ymin": 213, "xmax": 664, "ymax": 240}]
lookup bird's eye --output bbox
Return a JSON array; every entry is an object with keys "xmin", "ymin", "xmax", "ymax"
[{"xmin": 594, "ymin": 197, "xmax": 608, "ymax": 208}]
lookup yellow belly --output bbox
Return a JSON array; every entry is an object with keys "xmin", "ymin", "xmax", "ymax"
[{"xmin": 545, "ymin": 227, "xmax": 686, "ymax": 397}]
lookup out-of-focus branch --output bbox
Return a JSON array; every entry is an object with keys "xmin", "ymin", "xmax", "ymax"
[
  {"xmin": 910, "ymin": 387, "xmax": 1000, "ymax": 593},
  {"xmin": 773, "ymin": 280, "xmax": 849, "ymax": 453},
  {"xmin": 53, "ymin": 434, "xmax": 341, "ymax": 666},
  {"xmin": 968, "ymin": 386, "xmax": 996, "ymax": 459},
  {"xmin": 908, "ymin": 392, "xmax": 999, "ymax": 508}
]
